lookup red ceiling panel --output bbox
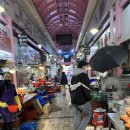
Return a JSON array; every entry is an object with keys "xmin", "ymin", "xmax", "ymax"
[{"xmin": 32, "ymin": 0, "xmax": 89, "ymax": 51}]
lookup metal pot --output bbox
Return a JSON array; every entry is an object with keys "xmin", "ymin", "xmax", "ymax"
[
  {"xmin": 116, "ymin": 104, "xmax": 125, "ymax": 112},
  {"xmin": 115, "ymin": 103, "xmax": 130, "ymax": 113}
]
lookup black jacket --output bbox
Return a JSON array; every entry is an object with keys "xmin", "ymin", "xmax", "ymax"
[
  {"xmin": 0, "ymin": 80, "xmax": 17, "ymax": 98},
  {"xmin": 60, "ymin": 74, "xmax": 68, "ymax": 85},
  {"xmin": 70, "ymin": 68, "xmax": 92, "ymax": 105}
]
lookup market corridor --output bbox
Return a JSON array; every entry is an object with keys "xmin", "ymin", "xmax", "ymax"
[{"xmin": 36, "ymin": 93, "xmax": 74, "ymax": 130}]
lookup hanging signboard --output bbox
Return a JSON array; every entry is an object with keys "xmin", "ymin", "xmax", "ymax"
[
  {"xmin": 18, "ymin": 31, "xmax": 28, "ymax": 47},
  {"xmin": 85, "ymin": 47, "xmax": 91, "ymax": 55},
  {"xmin": 0, "ymin": 23, "xmax": 11, "ymax": 53}
]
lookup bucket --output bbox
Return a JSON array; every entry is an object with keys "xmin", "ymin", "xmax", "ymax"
[
  {"xmin": 92, "ymin": 109, "xmax": 106, "ymax": 126},
  {"xmin": 8, "ymin": 105, "xmax": 18, "ymax": 113}
]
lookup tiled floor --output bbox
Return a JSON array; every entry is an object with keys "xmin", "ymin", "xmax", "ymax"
[{"xmin": 36, "ymin": 93, "xmax": 74, "ymax": 130}]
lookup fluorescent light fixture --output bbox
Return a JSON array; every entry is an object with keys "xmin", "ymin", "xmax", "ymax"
[
  {"xmin": 113, "ymin": 27, "xmax": 115, "ymax": 33},
  {"xmin": 0, "ymin": 6, "xmax": 5, "ymax": 12},
  {"xmin": 0, "ymin": 50, "xmax": 12, "ymax": 55},
  {"xmin": 64, "ymin": 55, "xmax": 69, "ymax": 58},
  {"xmin": 58, "ymin": 50, "xmax": 62, "ymax": 53},
  {"xmin": 71, "ymin": 49, "xmax": 74, "ymax": 52},
  {"xmin": 9, "ymin": 66, "xmax": 17, "ymax": 74},
  {"xmin": 39, "ymin": 66, "xmax": 44, "ymax": 70},
  {"xmin": 9, "ymin": 69, "xmax": 16, "ymax": 74},
  {"xmin": 90, "ymin": 28, "xmax": 99, "ymax": 35},
  {"xmin": 38, "ymin": 44, "xmax": 42, "ymax": 48},
  {"xmin": 88, "ymin": 67, "xmax": 91, "ymax": 70},
  {"xmin": 26, "ymin": 66, "xmax": 31, "ymax": 69}
]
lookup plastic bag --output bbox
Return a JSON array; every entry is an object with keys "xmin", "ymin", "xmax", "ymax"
[{"xmin": 20, "ymin": 121, "xmax": 37, "ymax": 130}]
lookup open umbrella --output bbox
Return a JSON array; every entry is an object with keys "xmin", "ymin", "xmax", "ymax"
[{"xmin": 89, "ymin": 46, "xmax": 127, "ymax": 73}]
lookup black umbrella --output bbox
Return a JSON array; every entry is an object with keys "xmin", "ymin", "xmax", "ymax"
[{"xmin": 89, "ymin": 46, "xmax": 127, "ymax": 73}]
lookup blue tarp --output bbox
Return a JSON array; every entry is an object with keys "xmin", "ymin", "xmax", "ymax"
[
  {"xmin": 35, "ymin": 96, "xmax": 46, "ymax": 106},
  {"xmin": 20, "ymin": 121, "xmax": 37, "ymax": 130}
]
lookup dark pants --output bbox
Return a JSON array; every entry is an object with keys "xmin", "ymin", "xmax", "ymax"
[{"xmin": 1, "ymin": 122, "xmax": 13, "ymax": 130}]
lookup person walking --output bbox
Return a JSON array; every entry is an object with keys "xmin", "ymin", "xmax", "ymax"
[
  {"xmin": 0, "ymin": 72, "xmax": 22, "ymax": 130},
  {"xmin": 70, "ymin": 60, "xmax": 92, "ymax": 130},
  {"xmin": 60, "ymin": 72, "xmax": 68, "ymax": 96},
  {"xmin": 30, "ymin": 73, "xmax": 35, "ymax": 81}
]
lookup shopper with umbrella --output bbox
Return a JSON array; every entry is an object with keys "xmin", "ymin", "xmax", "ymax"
[{"xmin": 89, "ymin": 46, "xmax": 127, "ymax": 73}]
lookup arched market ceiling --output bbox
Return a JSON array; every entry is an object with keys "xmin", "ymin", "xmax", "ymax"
[{"xmin": 32, "ymin": 0, "xmax": 89, "ymax": 52}]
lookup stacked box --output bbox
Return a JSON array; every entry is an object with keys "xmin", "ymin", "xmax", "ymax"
[
  {"xmin": 33, "ymin": 99, "xmax": 43, "ymax": 115},
  {"xmin": 43, "ymin": 103, "xmax": 51, "ymax": 115}
]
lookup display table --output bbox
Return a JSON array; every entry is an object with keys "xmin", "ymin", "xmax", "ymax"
[
  {"xmin": 20, "ymin": 93, "xmax": 38, "ymax": 122},
  {"xmin": 22, "ymin": 93, "xmax": 37, "ymax": 104},
  {"xmin": 0, "ymin": 93, "xmax": 38, "ymax": 128},
  {"xmin": 107, "ymin": 113, "xmax": 125, "ymax": 130}
]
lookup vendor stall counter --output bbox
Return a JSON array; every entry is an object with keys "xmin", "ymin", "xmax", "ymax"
[
  {"xmin": 107, "ymin": 113, "xmax": 125, "ymax": 130},
  {"xmin": 19, "ymin": 93, "xmax": 38, "ymax": 122}
]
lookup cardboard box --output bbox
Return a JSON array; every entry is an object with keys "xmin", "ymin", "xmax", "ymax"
[
  {"xmin": 33, "ymin": 99, "xmax": 43, "ymax": 115},
  {"xmin": 43, "ymin": 103, "xmax": 51, "ymax": 115}
]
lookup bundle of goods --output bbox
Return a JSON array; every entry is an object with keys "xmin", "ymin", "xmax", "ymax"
[
  {"xmin": 46, "ymin": 81, "xmax": 52, "ymax": 85},
  {"xmin": 120, "ymin": 111, "xmax": 130, "ymax": 130},
  {"xmin": 38, "ymin": 78, "xmax": 46, "ymax": 85},
  {"xmin": 16, "ymin": 88, "xmax": 26, "ymax": 104},
  {"xmin": 16, "ymin": 88, "xmax": 26, "ymax": 95},
  {"xmin": 55, "ymin": 85, "xmax": 61, "ymax": 92}
]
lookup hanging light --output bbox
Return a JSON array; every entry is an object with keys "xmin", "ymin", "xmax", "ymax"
[
  {"xmin": 9, "ymin": 68, "xmax": 17, "ymax": 74},
  {"xmin": 71, "ymin": 49, "xmax": 74, "ymax": 52},
  {"xmin": 9, "ymin": 69, "xmax": 16, "ymax": 74},
  {"xmin": 9, "ymin": 65, "xmax": 17, "ymax": 74},
  {"xmin": 39, "ymin": 66, "xmax": 44, "ymax": 70},
  {"xmin": 38, "ymin": 44, "xmax": 42, "ymax": 49},
  {"xmin": 90, "ymin": 28, "xmax": 99, "ymax": 35},
  {"xmin": 58, "ymin": 50, "xmax": 62, "ymax": 53},
  {"xmin": 0, "ymin": 6, "xmax": 5, "ymax": 13}
]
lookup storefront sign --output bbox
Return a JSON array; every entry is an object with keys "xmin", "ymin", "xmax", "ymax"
[
  {"xmin": 18, "ymin": 31, "xmax": 28, "ymax": 47},
  {"xmin": 85, "ymin": 47, "xmax": 91, "ymax": 55},
  {"xmin": 0, "ymin": 23, "xmax": 11, "ymax": 53}
]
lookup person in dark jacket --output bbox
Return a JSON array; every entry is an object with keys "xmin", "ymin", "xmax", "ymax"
[
  {"xmin": 30, "ymin": 73, "xmax": 35, "ymax": 81},
  {"xmin": 0, "ymin": 72, "xmax": 22, "ymax": 130},
  {"xmin": 70, "ymin": 60, "xmax": 92, "ymax": 130},
  {"xmin": 44, "ymin": 73, "xmax": 49, "ymax": 81},
  {"xmin": 60, "ymin": 72, "xmax": 68, "ymax": 96}
]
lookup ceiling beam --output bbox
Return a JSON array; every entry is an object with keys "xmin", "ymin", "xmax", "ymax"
[
  {"xmin": 75, "ymin": 0, "xmax": 98, "ymax": 52},
  {"xmin": 17, "ymin": 0, "xmax": 57, "ymax": 54}
]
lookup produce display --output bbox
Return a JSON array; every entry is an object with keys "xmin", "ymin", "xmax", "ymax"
[
  {"xmin": 16, "ymin": 88, "xmax": 26, "ymax": 95},
  {"xmin": 120, "ymin": 111, "xmax": 130, "ymax": 130}
]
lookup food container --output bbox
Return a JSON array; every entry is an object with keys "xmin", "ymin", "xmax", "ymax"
[
  {"xmin": 125, "ymin": 97, "xmax": 130, "ymax": 105},
  {"xmin": 115, "ymin": 104, "xmax": 130, "ymax": 113},
  {"xmin": 8, "ymin": 105, "xmax": 18, "ymax": 113}
]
